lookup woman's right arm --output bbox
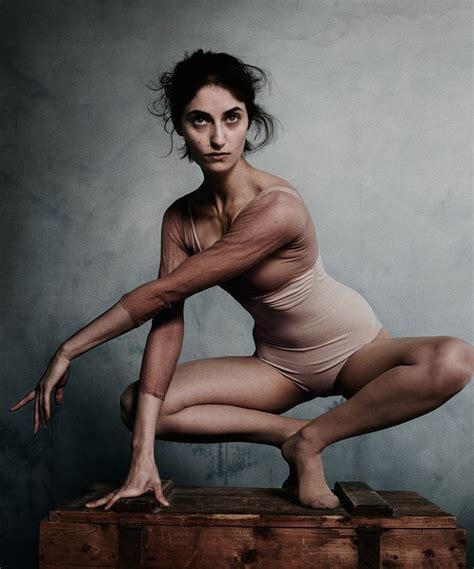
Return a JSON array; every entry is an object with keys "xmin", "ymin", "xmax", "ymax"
[
  {"xmin": 131, "ymin": 303, "xmax": 185, "ymax": 454},
  {"xmin": 130, "ymin": 202, "xmax": 190, "ymax": 452},
  {"xmin": 83, "ymin": 206, "xmax": 189, "ymax": 511}
]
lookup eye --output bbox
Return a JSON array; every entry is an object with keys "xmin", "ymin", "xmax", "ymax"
[
  {"xmin": 191, "ymin": 116, "xmax": 207, "ymax": 126},
  {"xmin": 226, "ymin": 113, "xmax": 240, "ymax": 123}
]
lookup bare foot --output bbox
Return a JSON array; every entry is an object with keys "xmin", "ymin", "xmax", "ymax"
[{"xmin": 281, "ymin": 433, "xmax": 340, "ymax": 509}]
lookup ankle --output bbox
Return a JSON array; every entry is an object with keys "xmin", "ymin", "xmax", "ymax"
[
  {"xmin": 280, "ymin": 420, "xmax": 311, "ymax": 447},
  {"xmin": 297, "ymin": 426, "xmax": 327, "ymax": 453}
]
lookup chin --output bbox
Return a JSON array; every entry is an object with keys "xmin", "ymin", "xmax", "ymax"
[
  {"xmin": 200, "ymin": 156, "xmax": 237, "ymax": 172},
  {"xmin": 202, "ymin": 163, "xmax": 232, "ymax": 174}
]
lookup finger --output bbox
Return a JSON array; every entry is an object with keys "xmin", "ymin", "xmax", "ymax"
[
  {"xmin": 54, "ymin": 385, "xmax": 65, "ymax": 406},
  {"xmin": 103, "ymin": 484, "xmax": 147, "ymax": 511},
  {"xmin": 43, "ymin": 388, "xmax": 52, "ymax": 423},
  {"xmin": 55, "ymin": 368, "xmax": 69, "ymax": 405},
  {"xmin": 104, "ymin": 490, "xmax": 126, "ymax": 511},
  {"xmin": 153, "ymin": 484, "xmax": 170, "ymax": 507},
  {"xmin": 86, "ymin": 497, "xmax": 114, "ymax": 509},
  {"xmin": 54, "ymin": 386, "xmax": 65, "ymax": 406},
  {"xmin": 38, "ymin": 386, "xmax": 46, "ymax": 430},
  {"xmin": 38, "ymin": 386, "xmax": 44, "ymax": 429},
  {"xmin": 10, "ymin": 390, "xmax": 36, "ymax": 412},
  {"xmin": 34, "ymin": 390, "xmax": 40, "ymax": 434},
  {"xmin": 85, "ymin": 491, "xmax": 117, "ymax": 508},
  {"xmin": 58, "ymin": 366, "xmax": 70, "ymax": 387}
]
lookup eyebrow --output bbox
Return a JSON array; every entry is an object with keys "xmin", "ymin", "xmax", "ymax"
[{"xmin": 185, "ymin": 106, "xmax": 244, "ymax": 119}]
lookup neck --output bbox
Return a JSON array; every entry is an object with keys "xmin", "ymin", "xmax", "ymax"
[{"xmin": 199, "ymin": 157, "xmax": 259, "ymax": 206}]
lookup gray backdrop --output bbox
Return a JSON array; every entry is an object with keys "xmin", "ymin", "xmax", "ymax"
[{"xmin": 1, "ymin": 1, "xmax": 472, "ymax": 567}]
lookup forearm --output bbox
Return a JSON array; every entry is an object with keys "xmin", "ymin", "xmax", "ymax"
[
  {"xmin": 59, "ymin": 300, "xmax": 138, "ymax": 360},
  {"xmin": 132, "ymin": 313, "xmax": 184, "ymax": 454},
  {"xmin": 131, "ymin": 392, "xmax": 163, "ymax": 456}
]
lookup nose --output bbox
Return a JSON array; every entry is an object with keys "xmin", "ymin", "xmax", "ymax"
[{"xmin": 210, "ymin": 123, "xmax": 225, "ymax": 149}]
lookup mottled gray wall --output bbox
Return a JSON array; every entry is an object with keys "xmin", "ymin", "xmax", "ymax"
[{"xmin": 1, "ymin": 0, "xmax": 472, "ymax": 566}]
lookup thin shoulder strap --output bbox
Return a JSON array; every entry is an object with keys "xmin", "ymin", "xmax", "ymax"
[
  {"xmin": 230, "ymin": 185, "xmax": 302, "ymax": 225},
  {"xmin": 186, "ymin": 195, "xmax": 203, "ymax": 252},
  {"xmin": 261, "ymin": 185, "xmax": 303, "ymax": 201}
]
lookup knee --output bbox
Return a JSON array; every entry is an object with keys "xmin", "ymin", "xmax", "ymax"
[
  {"xmin": 119, "ymin": 381, "xmax": 180, "ymax": 433},
  {"xmin": 423, "ymin": 337, "xmax": 473, "ymax": 398},
  {"xmin": 120, "ymin": 381, "xmax": 138, "ymax": 431}
]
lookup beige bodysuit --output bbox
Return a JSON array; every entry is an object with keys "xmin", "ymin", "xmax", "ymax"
[{"xmin": 119, "ymin": 185, "xmax": 383, "ymax": 400}]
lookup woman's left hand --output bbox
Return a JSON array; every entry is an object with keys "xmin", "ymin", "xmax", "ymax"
[
  {"xmin": 10, "ymin": 349, "xmax": 71, "ymax": 433},
  {"xmin": 84, "ymin": 452, "xmax": 170, "ymax": 510}
]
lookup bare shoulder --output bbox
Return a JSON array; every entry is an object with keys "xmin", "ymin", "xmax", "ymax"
[{"xmin": 256, "ymin": 171, "xmax": 295, "ymax": 190}]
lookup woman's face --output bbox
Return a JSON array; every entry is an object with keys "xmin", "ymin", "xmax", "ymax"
[{"xmin": 178, "ymin": 84, "xmax": 249, "ymax": 172}]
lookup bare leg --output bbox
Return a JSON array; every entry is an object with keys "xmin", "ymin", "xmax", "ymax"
[
  {"xmin": 154, "ymin": 403, "xmax": 309, "ymax": 447},
  {"xmin": 120, "ymin": 355, "xmax": 313, "ymax": 490},
  {"xmin": 281, "ymin": 334, "xmax": 474, "ymax": 509}
]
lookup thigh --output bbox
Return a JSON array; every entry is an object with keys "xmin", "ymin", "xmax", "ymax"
[
  {"xmin": 333, "ymin": 328, "xmax": 443, "ymax": 399},
  {"xmin": 125, "ymin": 355, "xmax": 312, "ymax": 417}
]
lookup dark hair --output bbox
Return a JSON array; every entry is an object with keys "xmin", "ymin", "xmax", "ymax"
[{"xmin": 146, "ymin": 49, "xmax": 280, "ymax": 161}]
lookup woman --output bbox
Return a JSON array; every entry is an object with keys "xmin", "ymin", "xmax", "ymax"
[{"xmin": 10, "ymin": 50, "xmax": 473, "ymax": 511}]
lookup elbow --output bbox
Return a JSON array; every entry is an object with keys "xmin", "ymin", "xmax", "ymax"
[
  {"xmin": 119, "ymin": 292, "xmax": 147, "ymax": 327},
  {"xmin": 119, "ymin": 287, "xmax": 175, "ymax": 327}
]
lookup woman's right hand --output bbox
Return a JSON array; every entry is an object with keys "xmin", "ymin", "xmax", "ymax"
[
  {"xmin": 84, "ymin": 451, "xmax": 170, "ymax": 510},
  {"xmin": 10, "ymin": 349, "xmax": 71, "ymax": 434}
]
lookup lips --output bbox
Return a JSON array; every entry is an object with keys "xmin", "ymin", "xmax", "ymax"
[{"xmin": 206, "ymin": 153, "xmax": 230, "ymax": 156}]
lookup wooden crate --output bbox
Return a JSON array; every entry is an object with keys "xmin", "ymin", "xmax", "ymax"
[{"xmin": 39, "ymin": 480, "xmax": 467, "ymax": 568}]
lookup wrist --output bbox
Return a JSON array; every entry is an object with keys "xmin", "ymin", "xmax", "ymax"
[
  {"xmin": 54, "ymin": 342, "xmax": 74, "ymax": 361},
  {"xmin": 132, "ymin": 439, "xmax": 155, "ymax": 458},
  {"xmin": 56, "ymin": 344, "xmax": 72, "ymax": 362}
]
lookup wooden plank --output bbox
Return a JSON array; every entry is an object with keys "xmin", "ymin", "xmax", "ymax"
[
  {"xmin": 356, "ymin": 526, "xmax": 382, "ymax": 569},
  {"xmin": 39, "ymin": 520, "xmax": 118, "ymax": 566},
  {"xmin": 142, "ymin": 525, "xmax": 359, "ymax": 569},
  {"xmin": 48, "ymin": 485, "xmax": 458, "ymax": 529},
  {"xmin": 334, "ymin": 481, "xmax": 393, "ymax": 517},
  {"xmin": 37, "ymin": 526, "xmax": 468, "ymax": 569},
  {"xmin": 380, "ymin": 527, "xmax": 467, "ymax": 567},
  {"xmin": 119, "ymin": 524, "xmax": 142, "ymax": 569}
]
